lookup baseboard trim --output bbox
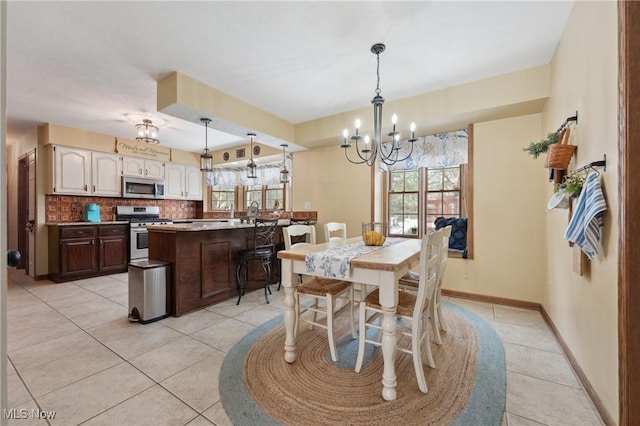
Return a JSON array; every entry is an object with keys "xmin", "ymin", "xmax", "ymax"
[
  {"xmin": 442, "ymin": 289, "xmax": 540, "ymax": 310},
  {"xmin": 538, "ymin": 306, "xmax": 615, "ymax": 426},
  {"xmin": 442, "ymin": 289, "xmax": 613, "ymax": 425}
]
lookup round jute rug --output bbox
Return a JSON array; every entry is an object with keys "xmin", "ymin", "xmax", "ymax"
[{"xmin": 243, "ymin": 306, "xmax": 479, "ymax": 426}]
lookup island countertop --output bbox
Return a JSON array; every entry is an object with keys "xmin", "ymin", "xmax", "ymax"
[{"xmin": 146, "ymin": 219, "xmax": 291, "ymax": 232}]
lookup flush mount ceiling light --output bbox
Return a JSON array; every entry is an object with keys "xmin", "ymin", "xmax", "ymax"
[
  {"xmin": 135, "ymin": 119, "xmax": 159, "ymax": 144},
  {"xmin": 247, "ymin": 133, "xmax": 257, "ymax": 179},
  {"xmin": 341, "ymin": 43, "xmax": 417, "ymax": 166},
  {"xmin": 279, "ymin": 144, "xmax": 290, "ymax": 184},
  {"xmin": 200, "ymin": 118, "xmax": 213, "ymax": 172}
]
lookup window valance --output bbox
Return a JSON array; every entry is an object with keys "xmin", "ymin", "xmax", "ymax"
[
  {"xmin": 206, "ymin": 158, "xmax": 292, "ymax": 186},
  {"xmin": 380, "ymin": 128, "xmax": 468, "ymax": 172}
]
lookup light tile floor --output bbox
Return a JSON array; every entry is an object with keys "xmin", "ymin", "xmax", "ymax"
[{"xmin": 5, "ymin": 270, "xmax": 604, "ymax": 425}]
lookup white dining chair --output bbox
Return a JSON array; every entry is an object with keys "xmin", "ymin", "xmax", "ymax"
[
  {"xmin": 355, "ymin": 228, "xmax": 443, "ymax": 393},
  {"xmin": 283, "ymin": 224, "xmax": 356, "ymax": 362},
  {"xmin": 324, "ymin": 222, "xmax": 347, "ymax": 242},
  {"xmin": 398, "ymin": 225, "xmax": 452, "ymax": 345}
]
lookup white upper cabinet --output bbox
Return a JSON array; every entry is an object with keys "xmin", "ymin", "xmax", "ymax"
[
  {"xmin": 52, "ymin": 146, "xmax": 122, "ymax": 197},
  {"xmin": 145, "ymin": 160, "xmax": 165, "ymax": 180},
  {"xmin": 123, "ymin": 157, "xmax": 165, "ymax": 179},
  {"xmin": 91, "ymin": 152, "xmax": 122, "ymax": 196},
  {"xmin": 165, "ymin": 164, "xmax": 203, "ymax": 200},
  {"xmin": 164, "ymin": 163, "xmax": 185, "ymax": 199},
  {"xmin": 185, "ymin": 166, "xmax": 203, "ymax": 200},
  {"xmin": 53, "ymin": 146, "xmax": 91, "ymax": 195}
]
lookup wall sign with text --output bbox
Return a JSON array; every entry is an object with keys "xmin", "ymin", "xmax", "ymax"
[{"xmin": 115, "ymin": 138, "xmax": 171, "ymax": 161}]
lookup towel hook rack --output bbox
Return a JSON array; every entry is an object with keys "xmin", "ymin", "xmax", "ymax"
[
  {"xmin": 572, "ymin": 154, "xmax": 607, "ymax": 175},
  {"xmin": 556, "ymin": 111, "xmax": 578, "ymax": 133}
]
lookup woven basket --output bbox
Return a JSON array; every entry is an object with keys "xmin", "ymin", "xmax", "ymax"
[{"xmin": 545, "ymin": 127, "xmax": 576, "ymax": 169}]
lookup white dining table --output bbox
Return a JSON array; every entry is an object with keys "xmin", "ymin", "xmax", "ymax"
[{"xmin": 277, "ymin": 236, "xmax": 421, "ymax": 401}]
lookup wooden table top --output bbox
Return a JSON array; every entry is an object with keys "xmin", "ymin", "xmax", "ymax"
[{"xmin": 277, "ymin": 237, "xmax": 421, "ymax": 272}]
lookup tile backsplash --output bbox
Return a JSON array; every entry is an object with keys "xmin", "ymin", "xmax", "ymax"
[
  {"xmin": 46, "ymin": 195, "xmax": 202, "ymax": 222},
  {"xmin": 46, "ymin": 195, "xmax": 318, "ymax": 223}
]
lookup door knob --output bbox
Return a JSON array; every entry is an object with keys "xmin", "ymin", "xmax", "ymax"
[{"xmin": 7, "ymin": 250, "xmax": 21, "ymax": 268}]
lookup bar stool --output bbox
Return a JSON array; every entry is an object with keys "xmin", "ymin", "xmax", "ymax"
[{"xmin": 236, "ymin": 218, "xmax": 279, "ymax": 305}]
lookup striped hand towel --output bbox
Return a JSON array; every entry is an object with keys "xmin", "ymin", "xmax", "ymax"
[{"xmin": 564, "ymin": 172, "xmax": 608, "ymax": 260}]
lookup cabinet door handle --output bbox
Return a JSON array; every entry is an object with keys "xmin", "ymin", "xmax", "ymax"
[
  {"xmin": 84, "ymin": 184, "xmax": 88, "ymax": 191},
  {"xmin": 93, "ymin": 185, "xmax": 96, "ymax": 192},
  {"xmin": 145, "ymin": 169, "xmax": 148, "ymax": 176}
]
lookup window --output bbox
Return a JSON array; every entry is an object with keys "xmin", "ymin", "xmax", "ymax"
[
  {"xmin": 385, "ymin": 164, "xmax": 471, "ymax": 258},
  {"xmin": 246, "ymin": 185, "xmax": 263, "ymax": 210},
  {"xmin": 388, "ymin": 170, "xmax": 419, "ymax": 235},
  {"xmin": 246, "ymin": 184, "xmax": 285, "ymax": 211},
  {"xmin": 210, "ymin": 185, "xmax": 236, "ymax": 211},
  {"xmin": 425, "ymin": 166, "xmax": 461, "ymax": 229}
]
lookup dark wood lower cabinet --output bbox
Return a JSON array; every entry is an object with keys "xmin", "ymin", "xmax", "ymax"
[
  {"xmin": 49, "ymin": 224, "xmax": 129, "ymax": 282},
  {"xmin": 149, "ymin": 226, "xmax": 283, "ymax": 317},
  {"xmin": 98, "ymin": 225, "xmax": 129, "ymax": 273}
]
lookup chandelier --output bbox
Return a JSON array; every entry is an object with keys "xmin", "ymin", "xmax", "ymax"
[
  {"xmin": 279, "ymin": 144, "xmax": 290, "ymax": 184},
  {"xmin": 247, "ymin": 133, "xmax": 257, "ymax": 179},
  {"xmin": 341, "ymin": 43, "xmax": 417, "ymax": 166},
  {"xmin": 135, "ymin": 119, "xmax": 159, "ymax": 144},
  {"xmin": 200, "ymin": 118, "xmax": 213, "ymax": 172}
]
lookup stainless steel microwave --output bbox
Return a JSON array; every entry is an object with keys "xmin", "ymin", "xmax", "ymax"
[{"xmin": 122, "ymin": 176, "xmax": 165, "ymax": 199}]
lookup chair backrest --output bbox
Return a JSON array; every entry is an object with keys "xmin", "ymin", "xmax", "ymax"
[
  {"xmin": 253, "ymin": 219, "xmax": 278, "ymax": 253},
  {"xmin": 439, "ymin": 225, "xmax": 452, "ymax": 285},
  {"xmin": 413, "ymin": 228, "xmax": 443, "ymax": 321},
  {"xmin": 324, "ymin": 222, "xmax": 347, "ymax": 241},
  {"xmin": 283, "ymin": 224, "xmax": 316, "ymax": 250}
]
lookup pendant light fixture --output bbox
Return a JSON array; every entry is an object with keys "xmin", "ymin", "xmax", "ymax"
[
  {"xmin": 247, "ymin": 133, "xmax": 257, "ymax": 179},
  {"xmin": 200, "ymin": 118, "xmax": 213, "ymax": 172},
  {"xmin": 341, "ymin": 43, "xmax": 417, "ymax": 166},
  {"xmin": 279, "ymin": 144, "xmax": 290, "ymax": 184},
  {"xmin": 135, "ymin": 119, "xmax": 159, "ymax": 144}
]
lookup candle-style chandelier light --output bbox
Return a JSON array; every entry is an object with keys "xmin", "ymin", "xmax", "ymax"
[{"xmin": 341, "ymin": 43, "xmax": 417, "ymax": 166}]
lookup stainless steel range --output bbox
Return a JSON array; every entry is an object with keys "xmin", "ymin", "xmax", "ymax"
[{"xmin": 116, "ymin": 206, "xmax": 173, "ymax": 261}]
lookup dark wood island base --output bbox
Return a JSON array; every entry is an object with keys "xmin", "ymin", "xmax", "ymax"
[{"xmin": 147, "ymin": 222, "xmax": 283, "ymax": 316}]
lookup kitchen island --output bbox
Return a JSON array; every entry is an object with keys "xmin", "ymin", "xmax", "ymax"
[{"xmin": 147, "ymin": 220, "xmax": 287, "ymax": 316}]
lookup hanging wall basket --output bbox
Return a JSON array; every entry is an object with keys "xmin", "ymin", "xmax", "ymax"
[{"xmin": 545, "ymin": 127, "xmax": 576, "ymax": 170}]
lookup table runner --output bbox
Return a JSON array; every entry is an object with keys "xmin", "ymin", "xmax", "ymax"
[{"xmin": 305, "ymin": 238, "xmax": 404, "ymax": 279}]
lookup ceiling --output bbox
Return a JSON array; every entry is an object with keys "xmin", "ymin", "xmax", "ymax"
[{"xmin": 6, "ymin": 1, "xmax": 574, "ymax": 155}]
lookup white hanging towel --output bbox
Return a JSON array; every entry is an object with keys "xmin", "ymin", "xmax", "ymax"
[{"xmin": 564, "ymin": 172, "xmax": 608, "ymax": 260}]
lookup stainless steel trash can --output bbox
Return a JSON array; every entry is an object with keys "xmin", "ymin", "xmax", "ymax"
[{"xmin": 128, "ymin": 260, "xmax": 170, "ymax": 324}]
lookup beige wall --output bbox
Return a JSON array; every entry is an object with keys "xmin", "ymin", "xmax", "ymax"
[
  {"xmin": 542, "ymin": 0, "xmax": 618, "ymax": 419},
  {"xmin": 443, "ymin": 113, "xmax": 546, "ymax": 302},
  {"xmin": 291, "ymin": 146, "xmax": 371, "ymax": 243}
]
